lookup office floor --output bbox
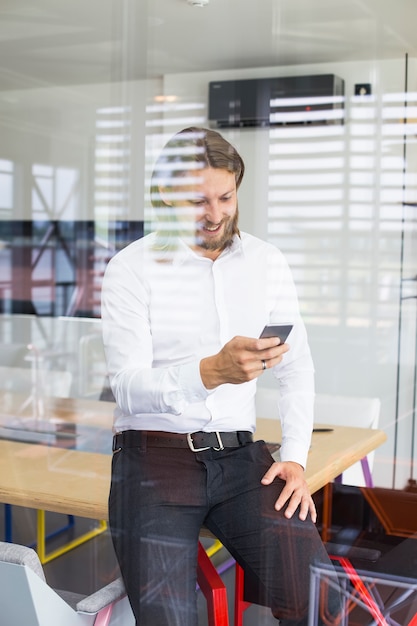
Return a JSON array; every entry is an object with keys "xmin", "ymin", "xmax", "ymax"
[{"xmin": 1, "ymin": 505, "xmax": 278, "ymax": 625}]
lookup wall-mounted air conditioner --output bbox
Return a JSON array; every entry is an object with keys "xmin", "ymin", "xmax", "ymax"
[{"xmin": 208, "ymin": 74, "xmax": 345, "ymax": 128}]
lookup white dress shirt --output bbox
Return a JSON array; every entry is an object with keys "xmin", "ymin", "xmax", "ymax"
[{"xmin": 101, "ymin": 231, "xmax": 315, "ymax": 468}]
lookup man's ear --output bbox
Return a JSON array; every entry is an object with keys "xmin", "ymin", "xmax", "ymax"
[{"xmin": 158, "ymin": 186, "xmax": 172, "ymax": 206}]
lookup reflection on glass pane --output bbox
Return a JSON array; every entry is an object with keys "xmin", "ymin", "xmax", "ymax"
[
  {"xmin": 0, "ymin": 159, "xmax": 13, "ymax": 173},
  {"xmin": 32, "ymin": 164, "xmax": 53, "ymax": 177},
  {"xmin": 55, "ymin": 168, "xmax": 79, "ymax": 216},
  {"xmin": 0, "ymin": 173, "xmax": 13, "ymax": 210}
]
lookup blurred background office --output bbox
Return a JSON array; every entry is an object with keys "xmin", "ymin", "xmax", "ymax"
[{"xmin": 0, "ymin": 0, "xmax": 416, "ymax": 497}]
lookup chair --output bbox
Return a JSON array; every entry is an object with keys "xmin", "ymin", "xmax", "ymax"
[
  {"xmin": 0, "ymin": 365, "xmax": 72, "ymax": 400},
  {"xmin": 0, "ymin": 539, "xmax": 230, "ymax": 626},
  {"xmin": 0, "ymin": 540, "xmax": 134, "ymax": 625},
  {"xmin": 197, "ymin": 541, "xmax": 230, "ymax": 626},
  {"xmin": 314, "ymin": 394, "xmax": 381, "ymax": 488},
  {"xmin": 0, "ymin": 342, "xmax": 73, "ymax": 400}
]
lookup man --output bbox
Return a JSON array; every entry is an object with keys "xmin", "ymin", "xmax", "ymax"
[{"xmin": 101, "ymin": 127, "xmax": 340, "ymax": 625}]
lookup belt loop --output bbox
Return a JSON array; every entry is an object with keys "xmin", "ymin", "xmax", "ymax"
[
  {"xmin": 140, "ymin": 431, "xmax": 147, "ymax": 452},
  {"xmin": 112, "ymin": 433, "xmax": 121, "ymax": 453},
  {"xmin": 237, "ymin": 431, "xmax": 251, "ymax": 446}
]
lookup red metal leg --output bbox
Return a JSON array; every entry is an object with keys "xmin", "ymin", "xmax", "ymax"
[
  {"xmin": 234, "ymin": 563, "xmax": 251, "ymax": 626},
  {"xmin": 197, "ymin": 541, "xmax": 230, "ymax": 626}
]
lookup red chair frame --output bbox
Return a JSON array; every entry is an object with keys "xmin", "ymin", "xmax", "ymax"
[{"xmin": 197, "ymin": 541, "xmax": 230, "ymax": 626}]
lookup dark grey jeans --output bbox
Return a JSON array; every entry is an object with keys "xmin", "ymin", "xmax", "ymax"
[{"xmin": 108, "ymin": 436, "xmax": 341, "ymax": 626}]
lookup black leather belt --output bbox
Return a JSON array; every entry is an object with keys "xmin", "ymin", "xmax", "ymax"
[{"xmin": 112, "ymin": 429, "xmax": 253, "ymax": 453}]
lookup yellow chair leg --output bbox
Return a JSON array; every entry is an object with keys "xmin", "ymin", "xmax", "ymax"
[
  {"xmin": 36, "ymin": 510, "xmax": 107, "ymax": 564},
  {"xmin": 205, "ymin": 538, "xmax": 223, "ymax": 558}
]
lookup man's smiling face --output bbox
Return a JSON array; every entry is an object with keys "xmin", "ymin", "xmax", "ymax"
[{"xmin": 162, "ymin": 166, "xmax": 238, "ymax": 260}]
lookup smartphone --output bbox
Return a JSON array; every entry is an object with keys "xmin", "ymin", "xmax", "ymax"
[{"xmin": 259, "ymin": 323, "xmax": 293, "ymax": 343}]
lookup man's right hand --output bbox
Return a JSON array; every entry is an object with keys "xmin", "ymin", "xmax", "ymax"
[{"xmin": 200, "ymin": 335, "xmax": 289, "ymax": 389}]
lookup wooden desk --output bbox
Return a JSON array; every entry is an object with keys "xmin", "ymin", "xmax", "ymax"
[
  {"xmin": 0, "ymin": 403, "xmax": 386, "ymax": 520},
  {"xmin": 0, "ymin": 440, "xmax": 110, "ymax": 520}
]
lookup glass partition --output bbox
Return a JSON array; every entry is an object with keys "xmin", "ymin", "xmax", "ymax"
[{"xmin": 1, "ymin": 0, "xmax": 417, "ymax": 620}]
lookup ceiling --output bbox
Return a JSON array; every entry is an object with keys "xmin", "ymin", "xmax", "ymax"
[{"xmin": 0, "ymin": 0, "xmax": 416, "ymax": 92}]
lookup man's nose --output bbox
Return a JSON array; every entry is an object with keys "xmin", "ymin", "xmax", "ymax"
[{"xmin": 205, "ymin": 201, "xmax": 223, "ymax": 223}]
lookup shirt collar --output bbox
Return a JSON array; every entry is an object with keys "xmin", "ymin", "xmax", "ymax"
[{"xmin": 173, "ymin": 234, "xmax": 243, "ymax": 266}]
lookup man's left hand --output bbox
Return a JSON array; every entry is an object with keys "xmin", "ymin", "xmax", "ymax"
[{"xmin": 261, "ymin": 461, "xmax": 317, "ymax": 522}]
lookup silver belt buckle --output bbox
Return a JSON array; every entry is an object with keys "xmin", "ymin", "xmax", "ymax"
[{"xmin": 187, "ymin": 431, "xmax": 225, "ymax": 452}]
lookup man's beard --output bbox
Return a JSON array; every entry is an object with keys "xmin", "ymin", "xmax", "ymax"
[{"xmin": 195, "ymin": 211, "xmax": 239, "ymax": 252}]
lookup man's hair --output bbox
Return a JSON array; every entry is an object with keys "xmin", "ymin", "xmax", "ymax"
[{"xmin": 150, "ymin": 126, "xmax": 245, "ymax": 209}]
